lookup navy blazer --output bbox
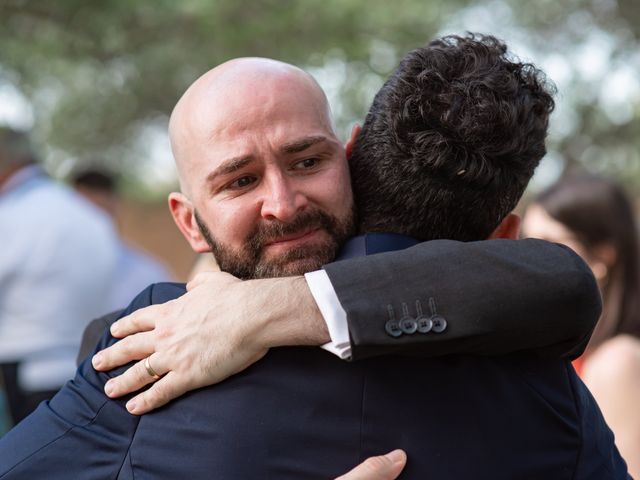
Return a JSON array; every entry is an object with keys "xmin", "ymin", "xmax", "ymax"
[{"xmin": 0, "ymin": 234, "xmax": 629, "ymax": 479}]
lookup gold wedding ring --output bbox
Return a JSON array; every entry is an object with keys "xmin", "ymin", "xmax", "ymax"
[{"xmin": 144, "ymin": 357, "xmax": 161, "ymax": 380}]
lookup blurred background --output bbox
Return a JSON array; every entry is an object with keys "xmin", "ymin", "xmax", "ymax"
[
  {"xmin": 2, "ymin": 1, "xmax": 640, "ymax": 463},
  {"xmin": 1, "ymin": 0, "xmax": 639, "ymax": 278}
]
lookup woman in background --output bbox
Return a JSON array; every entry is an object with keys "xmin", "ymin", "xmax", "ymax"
[{"xmin": 523, "ymin": 174, "xmax": 640, "ymax": 476}]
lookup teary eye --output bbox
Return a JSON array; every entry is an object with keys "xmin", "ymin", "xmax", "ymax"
[
  {"xmin": 303, "ymin": 158, "xmax": 317, "ymax": 168},
  {"xmin": 229, "ymin": 175, "xmax": 257, "ymax": 189},
  {"xmin": 294, "ymin": 158, "xmax": 319, "ymax": 169}
]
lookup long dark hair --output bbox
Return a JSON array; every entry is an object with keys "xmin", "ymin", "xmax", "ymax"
[{"xmin": 535, "ymin": 175, "xmax": 640, "ymax": 340}]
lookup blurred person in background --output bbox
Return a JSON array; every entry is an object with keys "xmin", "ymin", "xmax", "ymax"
[
  {"xmin": 523, "ymin": 174, "xmax": 640, "ymax": 477},
  {"xmin": 72, "ymin": 168, "xmax": 173, "ymax": 312},
  {"xmin": 0, "ymin": 127, "xmax": 118, "ymax": 424}
]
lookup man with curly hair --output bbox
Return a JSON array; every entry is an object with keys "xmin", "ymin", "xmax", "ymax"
[
  {"xmin": 350, "ymin": 34, "xmax": 552, "ymax": 243},
  {"xmin": 0, "ymin": 35, "xmax": 629, "ymax": 479}
]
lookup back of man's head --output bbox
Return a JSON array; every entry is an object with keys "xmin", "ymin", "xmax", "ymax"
[
  {"xmin": 349, "ymin": 33, "xmax": 555, "ymax": 241},
  {"xmin": 0, "ymin": 127, "xmax": 35, "ymax": 175}
]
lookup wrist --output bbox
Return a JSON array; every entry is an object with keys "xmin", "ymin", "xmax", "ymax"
[{"xmin": 249, "ymin": 276, "xmax": 330, "ymax": 349}]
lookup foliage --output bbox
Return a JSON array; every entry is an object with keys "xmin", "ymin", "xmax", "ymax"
[{"xmin": 1, "ymin": 0, "xmax": 639, "ymax": 194}]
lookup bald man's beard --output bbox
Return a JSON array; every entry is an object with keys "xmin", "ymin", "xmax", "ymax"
[{"xmin": 194, "ymin": 207, "xmax": 355, "ymax": 280}]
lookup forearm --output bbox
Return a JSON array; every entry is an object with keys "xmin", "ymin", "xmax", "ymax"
[{"xmin": 250, "ymin": 276, "xmax": 330, "ymax": 349}]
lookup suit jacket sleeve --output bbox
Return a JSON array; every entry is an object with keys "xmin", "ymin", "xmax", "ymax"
[
  {"xmin": 322, "ymin": 238, "xmax": 601, "ymax": 361},
  {"xmin": 0, "ymin": 288, "xmax": 156, "ymax": 479}
]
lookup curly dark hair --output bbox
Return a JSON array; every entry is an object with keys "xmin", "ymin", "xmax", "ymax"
[{"xmin": 349, "ymin": 33, "xmax": 556, "ymax": 241}]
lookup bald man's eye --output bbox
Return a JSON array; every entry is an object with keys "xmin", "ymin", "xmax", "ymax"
[
  {"xmin": 228, "ymin": 175, "xmax": 257, "ymax": 189},
  {"xmin": 292, "ymin": 157, "xmax": 320, "ymax": 171}
]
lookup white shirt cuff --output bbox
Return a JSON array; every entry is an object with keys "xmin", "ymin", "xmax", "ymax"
[{"xmin": 304, "ymin": 269, "xmax": 352, "ymax": 360}]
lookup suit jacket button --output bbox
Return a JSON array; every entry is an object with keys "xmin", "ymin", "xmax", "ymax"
[
  {"xmin": 431, "ymin": 315, "xmax": 447, "ymax": 333},
  {"xmin": 416, "ymin": 316, "xmax": 433, "ymax": 333},
  {"xmin": 399, "ymin": 317, "xmax": 418, "ymax": 334},
  {"xmin": 385, "ymin": 320, "xmax": 402, "ymax": 338}
]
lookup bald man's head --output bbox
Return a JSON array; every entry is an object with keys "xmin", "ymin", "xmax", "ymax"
[
  {"xmin": 166, "ymin": 57, "xmax": 354, "ymax": 279},
  {"xmin": 169, "ymin": 58, "xmax": 335, "ymax": 198}
]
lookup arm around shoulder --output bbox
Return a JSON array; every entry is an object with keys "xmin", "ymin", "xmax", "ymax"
[{"xmin": 322, "ymin": 238, "xmax": 601, "ymax": 360}]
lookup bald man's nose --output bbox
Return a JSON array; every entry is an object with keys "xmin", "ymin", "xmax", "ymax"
[{"xmin": 260, "ymin": 176, "xmax": 308, "ymax": 222}]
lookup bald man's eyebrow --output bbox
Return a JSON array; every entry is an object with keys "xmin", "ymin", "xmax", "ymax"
[
  {"xmin": 280, "ymin": 136, "xmax": 327, "ymax": 154},
  {"xmin": 205, "ymin": 136, "xmax": 328, "ymax": 185},
  {"xmin": 206, "ymin": 156, "xmax": 254, "ymax": 184}
]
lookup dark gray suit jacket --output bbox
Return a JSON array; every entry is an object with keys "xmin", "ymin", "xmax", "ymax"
[{"xmin": 324, "ymin": 238, "xmax": 600, "ymax": 360}]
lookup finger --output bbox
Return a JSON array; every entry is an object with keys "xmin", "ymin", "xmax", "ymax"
[
  {"xmin": 110, "ymin": 305, "xmax": 162, "ymax": 338},
  {"xmin": 103, "ymin": 352, "xmax": 168, "ymax": 399},
  {"xmin": 92, "ymin": 331, "xmax": 155, "ymax": 371},
  {"xmin": 125, "ymin": 371, "xmax": 185, "ymax": 415},
  {"xmin": 335, "ymin": 450, "xmax": 406, "ymax": 480}
]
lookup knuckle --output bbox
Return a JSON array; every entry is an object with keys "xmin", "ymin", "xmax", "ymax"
[
  {"xmin": 155, "ymin": 326, "xmax": 171, "ymax": 341},
  {"xmin": 97, "ymin": 347, "xmax": 113, "ymax": 364},
  {"xmin": 125, "ymin": 313, "xmax": 140, "ymax": 330},
  {"xmin": 111, "ymin": 375, "xmax": 126, "ymax": 392},
  {"xmin": 129, "ymin": 365, "xmax": 145, "ymax": 386},
  {"xmin": 157, "ymin": 302, "xmax": 172, "ymax": 316},
  {"xmin": 118, "ymin": 338, "xmax": 133, "ymax": 357},
  {"xmin": 152, "ymin": 383, "xmax": 169, "ymax": 402}
]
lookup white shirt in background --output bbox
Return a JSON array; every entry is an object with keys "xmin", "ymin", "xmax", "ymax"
[{"xmin": 0, "ymin": 165, "xmax": 119, "ymax": 391}]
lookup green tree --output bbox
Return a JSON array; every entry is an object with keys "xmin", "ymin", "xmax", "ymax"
[{"xmin": 1, "ymin": 0, "xmax": 639, "ymax": 194}]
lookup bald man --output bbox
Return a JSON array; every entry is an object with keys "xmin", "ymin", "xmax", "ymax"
[
  {"xmin": 168, "ymin": 57, "xmax": 355, "ymax": 279},
  {"xmin": 0, "ymin": 38, "xmax": 627, "ymax": 479}
]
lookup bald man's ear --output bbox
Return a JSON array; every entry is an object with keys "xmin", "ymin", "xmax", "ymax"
[
  {"xmin": 168, "ymin": 192, "xmax": 211, "ymax": 253},
  {"xmin": 345, "ymin": 124, "xmax": 362, "ymax": 160},
  {"xmin": 489, "ymin": 213, "xmax": 521, "ymax": 240}
]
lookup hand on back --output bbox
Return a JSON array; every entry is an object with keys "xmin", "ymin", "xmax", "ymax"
[{"xmin": 92, "ymin": 272, "xmax": 270, "ymax": 414}]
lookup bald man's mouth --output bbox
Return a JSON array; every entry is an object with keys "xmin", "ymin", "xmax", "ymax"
[{"xmin": 263, "ymin": 228, "xmax": 324, "ymax": 255}]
